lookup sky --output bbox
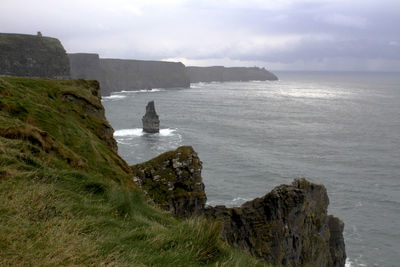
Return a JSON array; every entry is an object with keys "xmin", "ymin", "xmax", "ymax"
[{"xmin": 1, "ymin": 0, "xmax": 400, "ymax": 71}]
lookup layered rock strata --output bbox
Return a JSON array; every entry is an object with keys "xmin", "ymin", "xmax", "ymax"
[
  {"xmin": 0, "ymin": 33, "xmax": 70, "ymax": 79},
  {"xmin": 131, "ymin": 147, "xmax": 346, "ymax": 266},
  {"xmin": 142, "ymin": 101, "xmax": 160, "ymax": 133}
]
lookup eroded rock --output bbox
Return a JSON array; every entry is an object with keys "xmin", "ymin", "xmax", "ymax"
[
  {"xmin": 142, "ymin": 101, "xmax": 160, "ymax": 133},
  {"xmin": 131, "ymin": 146, "xmax": 206, "ymax": 217},
  {"xmin": 204, "ymin": 179, "xmax": 346, "ymax": 267},
  {"xmin": 130, "ymin": 146, "xmax": 345, "ymax": 266}
]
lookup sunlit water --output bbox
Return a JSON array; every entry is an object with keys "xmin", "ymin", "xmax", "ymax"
[{"xmin": 102, "ymin": 72, "xmax": 400, "ymax": 267}]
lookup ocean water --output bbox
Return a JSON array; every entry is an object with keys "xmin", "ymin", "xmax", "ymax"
[{"xmin": 102, "ymin": 72, "xmax": 400, "ymax": 267}]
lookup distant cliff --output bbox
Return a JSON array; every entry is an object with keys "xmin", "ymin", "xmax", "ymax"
[
  {"xmin": 68, "ymin": 53, "xmax": 190, "ymax": 96},
  {"xmin": 100, "ymin": 58, "xmax": 190, "ymax": 94},
  {"xmin": 186, "ymin": 66, "xmax": 278, "ymax": 83},
  {"xmin": 0, "ymin": 33, "xmax": 70, "ymax": 79}
]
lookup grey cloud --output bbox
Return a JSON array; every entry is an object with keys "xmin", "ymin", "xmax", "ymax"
[{"xmin": 1, "ymin": 0, "xmax": 399, "ymax": 71}]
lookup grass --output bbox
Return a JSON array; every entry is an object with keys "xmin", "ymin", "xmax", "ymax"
[{"xmin": 0, "ymin": 77, "xmax": 268, "ymax": 266}]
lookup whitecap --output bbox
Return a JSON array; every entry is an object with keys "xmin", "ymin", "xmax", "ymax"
[
  {"xmin": 159, "ymin": 128, "xmax": 176, "ymax": 136},
  {"xmin": 119, "ymin": 88, "xmax": 166, "ymax": 93},
  {"xmin": 101, "ymin": 94, "xmax": 126, "ymax": 101},
  {"xmin": 114, "ymin": 128, "xmax": 177, "ymax": 137},
  {"xmin": 345, "ymin": 258, "xmax": 367, "ymax": 267},
  {"xmin": 114, "ymin": 128, "xmax": 144, "ymax": 137},
  {"xmin": 230, "ymin": 197, "xmax": 252, "ymax": 205}
]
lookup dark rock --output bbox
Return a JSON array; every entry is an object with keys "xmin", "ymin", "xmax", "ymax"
[
  {"xmin": 328, "ymin": 215, "xmax": 346, "ymax": 267},
  {"xmin": 0, "ymin": 33, "xmax": 70, "ymax": 79},
  {"xmin": 142, "ymin": 101, "xmax": 160, "ymax": 133},
  {"xmin": 186, "ymin": 66, "xmax": 278, "ymax": 83},
  {"xmin": 68, "ymin": 53, "xmax": 190, "ymax": 96},
  {"xmin": 131, "ymin": 146, "xmax": 206, "ymax": 217},
  {"xmin": 130, "ymin": 145, "xmax": 345, "ymax": 266},
  {"xmin": 204, "ymin": 178, "xmax": 346, "ymax": 267}
]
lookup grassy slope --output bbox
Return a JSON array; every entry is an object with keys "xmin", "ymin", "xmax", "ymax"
[{"xmin": 0, "ymin": 77, "xmax": 266, "ymax": 266}]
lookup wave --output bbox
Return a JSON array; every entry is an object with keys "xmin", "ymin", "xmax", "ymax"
[
  {"xmin": 345, "ymin": 258, "xmax": 367, "ymax": 267},
  {"xmin": 101, "ymin": 94, "xmax": 127, "ymax": 101},
  {"xmin": 120, "ymin": 88, "xmax": 166, "ymax": 93},
  {"xmin": 114, "ymin": 128, "xmax": 144, "ymax": 137},
  {"xmin": 114, "ymin": 128, "xmax": 177, "ymax": 137},
  {"xmin": 231, "ymin": 197, "xmax": 252, "ymax": 203},
  {"xmin": 207, "ymin": 197, "xmax": 252, "ymax": 207}
]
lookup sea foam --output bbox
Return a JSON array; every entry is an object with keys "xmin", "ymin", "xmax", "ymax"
[
  {"xmin": 101, "ymin": 94, "xmax": 126, "ymax": 101},
  {"xmin": 114, "ymin": 128, "xmax": 176, "ymax": 137}
]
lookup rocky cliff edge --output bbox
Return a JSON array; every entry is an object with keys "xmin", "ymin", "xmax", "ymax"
[{"xmin": 131, "ymin": 146, "xmax": 346, "ymax": 266}]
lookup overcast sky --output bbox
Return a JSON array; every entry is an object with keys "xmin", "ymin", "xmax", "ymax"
[{"xmin": 1, "ymin": 0, "xmax": 400, "ymax": 71}]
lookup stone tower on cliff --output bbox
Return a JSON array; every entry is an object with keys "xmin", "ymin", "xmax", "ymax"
[{"xmin": 142, "ymin": 101, "xmax": 160, "ymax": 133}]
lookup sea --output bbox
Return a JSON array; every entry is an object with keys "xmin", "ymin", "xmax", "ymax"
[{"xmin": 102, "ymin": 72, "xmax": 400, "ymax": 267}]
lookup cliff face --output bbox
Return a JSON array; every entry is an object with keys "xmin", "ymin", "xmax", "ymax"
[
  {"xmin": 0, "ymin": 33, "xmax": 70, "ymax": 79},
  {"xmin": 132, "ymin": 149, "xmax": 346, "ymax": 266},
  {"xmin": 186, "ymin": 66, "xmax": 278, "ymax": 83},
  {"xmin": 205, "ymin": 179, "xmax": 346, "ymax": 267},
  {"xmin": 100, "ymin": 58, "xmax": 190, "ymax": 94},
  {"xmin": 68, "ymin": 53, "xmax": 104, "ymax": 82},
  {"xmin": 68, "ymin": 53, "xmax": 190, "ymax": 96}
]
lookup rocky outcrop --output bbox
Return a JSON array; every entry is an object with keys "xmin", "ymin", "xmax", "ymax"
[
  {"xmin": 131, "ymin": 146, "xmax": 345, "ymax": 266},
  {"xmin": 204, "ymin": 179, "xmax": 346, "ymax": 267},
  {"xmin": 131, "ymin": 146, "xmax": 206, "ymax": 217},
  {"xmin": 186, "ymin": 66, "xmax": 278, "ymax": 83},
  {"xmin": 68, "ymin": 53, "xmax": 190, "ymax": 96},
  {"xmin": 142, "ymin": 101, "xmax": 160, "ymax": 133},
  {"xmin": 0, "ymin": 33, "xmax": 70, "ymax": 79}
]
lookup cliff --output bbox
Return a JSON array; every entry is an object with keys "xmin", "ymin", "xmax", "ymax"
[
  {"xmin": 133, "ymin": 147, "xmax": 346, "ymax": 267},
  {"xmin": 68, "ymin": 54, "xmax": 278, "ymax": 96},
  {"xmin": 68, "ymin": 53, "xmax": 190, "ymax": 96},
  {"xmin": 0, "ymin": 77, "xmax": 264, "ymax": 266},
  {"xmin": 186, "ymin": 66, "xmax": 278, "ymax": 83},
  {"xmin": 0, "ymin": 33, "xmax": 70, "ymax": 79}
]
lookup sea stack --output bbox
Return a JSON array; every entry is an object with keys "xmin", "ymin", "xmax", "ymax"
[{"xmin": 142, "ymin": 101, "xmax": 160, "ymax": 133}]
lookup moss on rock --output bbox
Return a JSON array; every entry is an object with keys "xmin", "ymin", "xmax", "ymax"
[{"xmin": 131, "ymin": 146, "xmax": 206, "ymax": 217}]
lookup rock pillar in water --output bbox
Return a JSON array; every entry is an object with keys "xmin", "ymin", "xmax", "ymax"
[{"xmin": 142, "ymin": 101, "xmax": 160, "ymax": 133}]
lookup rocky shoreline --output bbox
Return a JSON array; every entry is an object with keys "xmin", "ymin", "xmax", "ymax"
[{"xmin": 132, "ymin": 146, "xmax": 346, "ymax": 266}]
